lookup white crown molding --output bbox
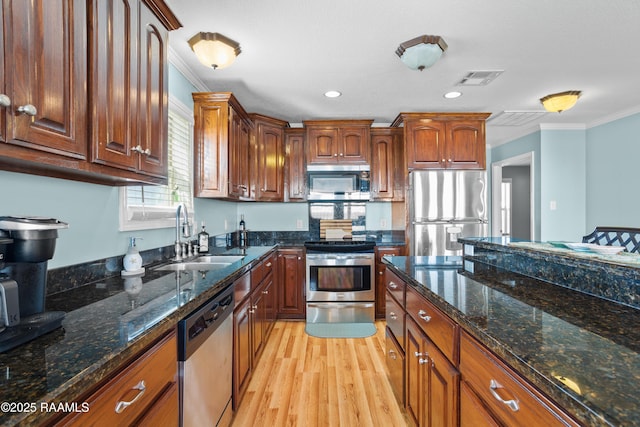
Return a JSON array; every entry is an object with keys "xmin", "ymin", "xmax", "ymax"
[
  {"xmin": 168, "ymin": 46, "xmax": 210, "ymax": 92},
  {"xmin": 587, "ymin": 105, "xmax": 640, "ymax": 129},
  {"xmin": 539, "ymin": 123, "xmax": 586, "ymax": 131}
]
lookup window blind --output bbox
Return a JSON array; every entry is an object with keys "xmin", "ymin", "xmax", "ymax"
[{"xmin": 120, "ymin": 106, "xmax": 194, "ymax": 230}]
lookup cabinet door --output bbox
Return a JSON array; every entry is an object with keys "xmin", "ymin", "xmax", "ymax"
[
  {"xmin": 233, "ymin": 297, "xmax": 252, "ymax": 409},
  {"xmin": 90, "ymin": 0, "xmax": 138, "ymax": 170},
  {"xmin": 193, "ymin": 101, "xmax": 229, "ymax": 197},
  {"xmin": 285, "ymin": 129, "xmax": 306, "ymax": 201},
  {"xmin": 405, "ymin": 120, "xmax": 446, "ymax": 169},
  {"xmin": 460, "ymin": 381, "xmax": 501, "ymax": 427},
  {"xmin": 137, "ymin": 4, "xmax": 168, "ymax": 177},
  {"xmin": 340, "ymin": 126, "xmax": 369, "ymax": 163},
  {"xmin": 255, "ymin": 120, "xmax": 284, "ymax": 201},
  {"xmin": 371, "ymin": 133, "xmax": 395, "ymax": 200},
  {"xmin": 445, "ymin": 120, "xmax": 485, "ymax": 170},
  {"xmin": 307, "ymin": 127, "xmax": 339, "ymax": 164},
  {"xmin": 277, "ymin": 248, "xmax": 306, "ymax": 319},
  {"xmin": 262, "ymin": 274, "xmax": 276, "ymax": 336},
  {"xmin": 405, "ymin": 317, "xmax": 425, "ymax": 426},
  {"xmin": 229, "ymin": 110, "xmax": 250, "ymax": 199},
  {"xmin": 5, "ymin": 0, "xmax": 87, "ymax": 158},
  {"xmin": 426, "ymin": 338, "xmax": 459, "ymax": 427},
  {"xmin": 251, "ymin": 283, "xmax": 266, "ymax": 362}
]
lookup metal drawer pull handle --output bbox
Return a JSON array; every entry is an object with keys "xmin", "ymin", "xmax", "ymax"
[
  {"xmin": 418, "ymin": 310, "xmax": 431, "ymax": 322},
  {"xmin": 388, "ymin": 281, "xmax": 398, "ymax": 289},
  {"xmin": 419, "ymin": 358, "xmax": 428, "ymax": 365},
  {"xmin": 266, "ymin": 262, "xmax": 272, "ymax": 267},
  {"xmin": 389, "ymin": 349, "xmax": 397, "ymax": 360},
  {"xmin": 17, "ymin": 104, "xmax": 37, "ymax": 116},
  {"xmin": 389, "ymin": 311, "xmax": 397, "ymax": 320},
  {"xmin": 489, "ymin": 379, "xmax": 520, "ymax": 412},
  {"xmin": 115, "ymin": 380, "xmax": 146, "ymax": 413}
]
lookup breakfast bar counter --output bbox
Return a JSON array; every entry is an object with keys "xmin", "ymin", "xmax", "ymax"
[{"xmin": 383, "ymin": 237, "xmax": 640, "ymax": 426}]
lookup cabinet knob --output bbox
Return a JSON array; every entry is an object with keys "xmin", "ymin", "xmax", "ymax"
[
  {"xmin": 339, "ymin": 153, "xmax": 343, "ymax": 157},
  {"xmin": 298, "ymin": 257, "xmax": 301, "ymax": 260},
  {"xmin": 388, "ymin": 281, "xmax": 398, "ymax": 289},
  {"xmin": 0, "ymin": 94, "xmax": 11, "ymax": 107},
  {"xmin": 17, "ymin": 104, "xmax": 37, "ymax": 116},
  {"xmin": 389, "ymin": 349, "xmax": 397, "ymax": 360},
  {"xmin": 131, "ymin": 145, "xmax": 143, "ymax": 154},
  {"xmin": 379, "ymin": 271, "xmax": 384, "ymax": 275},
  {"xmin": 389, "ymin": 312, "xmax": 397, "ymax": 320},
  {"xmin": 114, "ymin": 380, "xmax": 146, "ymax": 413},
  {"xmin": 418, "ymin": 309, "xmax": 432, "ymax": 322},
  {"xmin": 419, "ymin": 358, "xmax": 429, "ymax": 365}
]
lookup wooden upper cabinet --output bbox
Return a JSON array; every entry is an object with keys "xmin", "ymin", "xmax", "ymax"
[
  {"xmin": 91, "ymin": 0, "xmax": 177, "ymax": 180},
  {"xmin": 304, "ymin": 120, "xmax": 372, "ymax": 165},
  {"xmin": 371, "ymin": 128, "xmax": 404, "ymax": 201},
  {"xmin": 90, "ymin": 0, "xmax": 138, "ymax": 171},
  {"xmin": 393, "ymin": 113, "xmax": 490, "ymax": 170},
  {"xmin": 193, "ymin": 92, "xmax": 252, "ymax": 199},
  {"xmin": 137, "ymin": 4, "xmax": 169, "ymax": 178},
  {"xmin": 284, "ymin": 128, "xmax": 306, "ymax": 201},
  {"xmin": 1, "ymin": 0, "xmax": 87, "ymax": 158},
  {"xmin": 251, "ymin": 114, "xmax": 286, "ymax": 202}
]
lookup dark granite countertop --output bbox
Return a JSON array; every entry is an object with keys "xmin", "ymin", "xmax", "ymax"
[
  {"xmin": 383, "ymin": 255, "xmax": 640, "ymax": 427},
  {"xmin": 0, "ymin": 246, "xmax": 275, "ymax": 427}
]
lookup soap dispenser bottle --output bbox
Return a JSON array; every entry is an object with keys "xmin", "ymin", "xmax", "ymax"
[{"xmin": 123, "ymin": 237, "xmax": 144, "ymax": 273}]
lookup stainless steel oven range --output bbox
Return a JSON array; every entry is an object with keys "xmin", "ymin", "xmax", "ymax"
[{"xmin": 304, "ymin": 240, "xmax": 376, "ymax": 324}]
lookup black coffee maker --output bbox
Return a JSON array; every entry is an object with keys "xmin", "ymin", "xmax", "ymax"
[{"xmin": 0, "ymin": 216, "xmax": 68, "ymax": 352}]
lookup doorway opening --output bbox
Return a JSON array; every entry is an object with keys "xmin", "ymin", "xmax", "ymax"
[{"xmin": 491, "ymin": 152, "xmax": 535, "ymax": 240}]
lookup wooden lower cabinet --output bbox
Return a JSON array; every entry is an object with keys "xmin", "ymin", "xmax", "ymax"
[
  {"xmin": 233, "ymin": 251, "xmax": 278, "ymax": 409},
  {"xmin": 406, "ymin": 316, "xmax": 459, "ymax": 427},
  {"xmin": 59, "ymin": 330, "xmax": 178, "ymax": 426},
  {"xmin": 385, "ymin": 327, "xmax": 405, "ymax": 406},
  {"xmin": 375, "ymin": 246, "xmax": 404, "ymax": 319},
  {"xmin": 276, "ymin": 247, "xmax": 306, "ymax": 319},
  {"xmin": 459, "ymin": 331, "xmax": 579, "ymax": 427}
]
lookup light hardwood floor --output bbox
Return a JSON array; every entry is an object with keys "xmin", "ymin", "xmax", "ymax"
[{"xmin": 231, "ymin": 320, "xmax": 408, "ymax": 427}]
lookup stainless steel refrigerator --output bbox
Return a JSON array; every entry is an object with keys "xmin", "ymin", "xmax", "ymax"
[{"xmin": 408, "ymin": 170, "xmax": 488, "ymax": 256}]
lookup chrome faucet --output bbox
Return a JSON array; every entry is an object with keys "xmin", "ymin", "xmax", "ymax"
[{"xmin": 174, "ymin": 203, "xmax": 192, "ymax": 261}]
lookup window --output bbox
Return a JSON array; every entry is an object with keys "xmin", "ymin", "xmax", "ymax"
[
  {"xmin": 119, "ymin": 98, "xmax": 194, "ymax": 231},
  {"xmin": 500, "ymin": 179, "xmax": 512, "ymax": 237}
]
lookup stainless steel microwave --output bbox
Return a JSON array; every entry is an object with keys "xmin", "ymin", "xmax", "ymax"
[{"xmin": 307, "ymin": 165, "xmax": 371, "ymax": 201}]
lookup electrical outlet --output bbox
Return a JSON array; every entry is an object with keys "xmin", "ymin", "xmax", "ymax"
[
  {"xmin": 380, "ymin": 218, "xmax": 387, "ymax": 228},
  {"xmin": 296, "ymin": 219, "xmax": 303, "ymax": 229},
  {"xmin": 550, "ymin": 200, "xmax": 557, "ymax": 211},
  {"xmin": 224, "ymin": 219, "xmax": 228, "ymax": 230}
]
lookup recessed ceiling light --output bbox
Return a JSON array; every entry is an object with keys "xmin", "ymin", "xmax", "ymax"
[
  {"xmin": 444, "ymin": 91, "xmax": 462, "ymax": 99},
  {"xmin": 324, "ymin": 90, "xmax": 342, "ymax": 98}
]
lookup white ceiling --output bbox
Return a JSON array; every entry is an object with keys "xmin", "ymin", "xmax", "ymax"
[{"xmin": 165, "ymin": 0, "xmax": 640, "ymax": 147}]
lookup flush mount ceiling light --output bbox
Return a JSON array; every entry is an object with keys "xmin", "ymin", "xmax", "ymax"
[
  {"xmin": 188, "ymin": 32, "xmax": 241, "ymax": 70},
  {"xmin": 444, "ymin": 91, "xmax": 462, "ymax": 99},
  {"xmin": 540, "ymin": 90, "xmax": 582, "ymax": 113},
  {"xmin": 324, "ymin": 90, "xmax": 342, "ymax": 98},
  {"xmin": 396, "ymin": 35, "xmax": 448, "ymax": 71}
]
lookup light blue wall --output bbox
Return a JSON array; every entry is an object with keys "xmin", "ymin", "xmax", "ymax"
[
  {"xmin": 491, "ymin": 111, "xmax": 640, "ymax": 242},
  {"xmin": 237, "ymin": 203, "xmax": 309, "ymax": 231},
  {"xmin": 539, "ymin": 129, "xmax": 586, "ymax": 241},
  {"xmin": 586, "ymin": 113, "xmax": 640, "ymax": 229}
]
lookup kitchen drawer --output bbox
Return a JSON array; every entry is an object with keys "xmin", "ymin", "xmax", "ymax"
[
  {"xmin": 251, "ymin": 251, "xmax": 276, "ymax": 290},
  {"xmin": 385, "ymin": 269, "xmax": 405, "ymax": 306},
  {"xmin": 405, "ymin": 285, "xmax": 458, "ymax": 363},
  {"xmin": 460, "ymin": 331, "xmax": 580, "ymax": 427},
  {"xmin": 385, "ymin": 292, "xmax": 405, "ymax": 349},
  {"xmin": 61, "ymin": 331, "xmax": 177, "ymax": 426},
  {"xmin": 385, "ymin": 327, "xmax": 405, "ymax": 406}
]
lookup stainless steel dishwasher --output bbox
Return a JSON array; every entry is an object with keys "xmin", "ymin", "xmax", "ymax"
[{"xmin": 178, "ymin": 285, "xmax": 234, "ymax": 427}]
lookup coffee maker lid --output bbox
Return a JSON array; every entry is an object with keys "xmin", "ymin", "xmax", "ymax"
[{"xmin": 0, "ymin": 216, "xmax": 68, "ymax": 231}]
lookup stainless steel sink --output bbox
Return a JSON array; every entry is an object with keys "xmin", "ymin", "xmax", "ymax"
[
  {"xmin": 153, "ymin": 254, "xmax": 245, "ymax": 272},
  {"xmin": 154, "ymin": 262, "xmax": 233, "ymax": 272},
  {"xmin": 194, "ymin": 255, "xmax": 245, "ymax": 263}
]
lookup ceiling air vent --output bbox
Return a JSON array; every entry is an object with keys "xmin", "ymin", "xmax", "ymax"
[
  {"xmin": 487, "ymin": 110, "xmax": 548, "ymax": 126},
  {"xmin": 456, "ymin": 70, "xmax": 503, "ymax": 86}
]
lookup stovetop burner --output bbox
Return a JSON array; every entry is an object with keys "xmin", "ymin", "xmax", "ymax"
[{"xmin": 304, "ymin": 239, "xmax": 376, "ymax": 253}]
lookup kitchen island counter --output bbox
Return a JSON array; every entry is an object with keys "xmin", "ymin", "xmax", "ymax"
[
  {"xmin": 0, "ymin": 246, "xmax": 276, "ymax": 427},
  {"xmin": 383, "ymin": 249, "xmax": 640, "ymax": 427}
]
